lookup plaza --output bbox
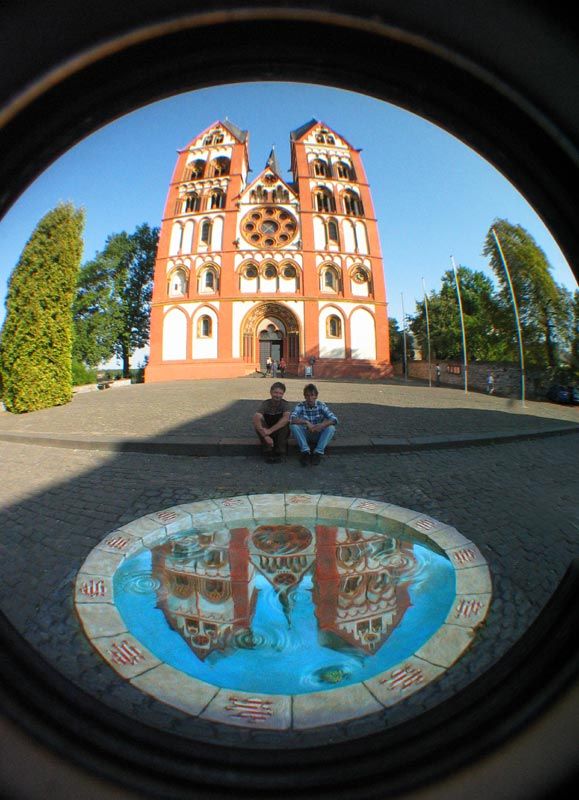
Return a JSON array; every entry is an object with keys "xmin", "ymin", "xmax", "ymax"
[{"xmin": 0, "ymin": 376, "xmax": 577, "ymax": 756}]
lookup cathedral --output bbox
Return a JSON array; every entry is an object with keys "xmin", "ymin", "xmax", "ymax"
[{"xmin": 146, "ymin": 119, "xmax": 392, "ymax": 381}]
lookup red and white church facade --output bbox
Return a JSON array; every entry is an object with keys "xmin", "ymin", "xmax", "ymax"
[{"xmin": 146, "ymin": 119, "xmax": 392, "ymax": 381}]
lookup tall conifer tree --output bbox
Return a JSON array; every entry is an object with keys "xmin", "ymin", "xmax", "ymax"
[{"xmin": 0, "ymin": 202, "xmax": 85, "ymax": 412}]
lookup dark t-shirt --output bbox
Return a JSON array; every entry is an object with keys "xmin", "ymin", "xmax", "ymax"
[{"xmin": 258, "ymin": 398, "xmax": 290, "ymax": 425}]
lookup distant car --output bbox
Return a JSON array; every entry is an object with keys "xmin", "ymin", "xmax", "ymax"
[{"xmin": 546, "ymin": 384, "xmax": 578, "ymax": 405}]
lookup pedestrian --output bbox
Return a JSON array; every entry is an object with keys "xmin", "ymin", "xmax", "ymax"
[
  {"xmin": 266, "ymin": 355, "xmax": 272, "ymax": 376},
  {"xmin": 486, "ymin": 371, "xmax": 495, "ymax": 394},
  {"xmin": 279, "ymin": 357, "xmax": 286, "ymax": 378},
  {"xmin": 290, "ymin": 383, "xmax": 338, "ymax": 466},
  {"xmin": 253, "ymin": 382, "xmax": 291, "ymax": 463},
  {"xmin": 435, "ymin": 364, "xmax": 441, "ymax": 386},
  {"xmin": 271, "ymin": 359, "xmax": 277, "ymax": 378}
]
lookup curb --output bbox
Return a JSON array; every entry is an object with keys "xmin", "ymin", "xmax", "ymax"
[{"xmin": 0, "ymin": 424, "xmax": 577, "ymax": 456}]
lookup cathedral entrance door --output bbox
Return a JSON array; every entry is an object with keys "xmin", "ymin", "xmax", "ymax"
[{"xmin": 258, "ymin": 324, "xmax": 283, "ymax": 371}]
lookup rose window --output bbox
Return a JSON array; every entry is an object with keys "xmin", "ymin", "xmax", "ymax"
[{"xmin": 240, "ymin": 206, "xmax": 298, "ymax": 248}]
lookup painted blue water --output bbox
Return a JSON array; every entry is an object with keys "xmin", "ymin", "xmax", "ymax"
[{"xmin": 113, "ymin": 521, "xmax": 455, "ymax": 694}]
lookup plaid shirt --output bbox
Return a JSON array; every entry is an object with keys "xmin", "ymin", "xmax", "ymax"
[{"xmin": 289, "ymin": 400, "xmax": 338, "ymax": 426}]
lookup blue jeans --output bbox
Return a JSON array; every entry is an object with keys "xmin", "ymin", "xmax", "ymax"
[{"xmin": 290, "ymin": 424, "xmax": 336, "ymax": 454}]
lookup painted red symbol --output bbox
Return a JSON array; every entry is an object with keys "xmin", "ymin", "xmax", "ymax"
[
  {"xmin": 452, "ymin": 548, "xmax": 477, "ymax": 566},
  {"xmin": 221, "ymin": 498, "xmax": 244, "ymax": 507},
  {"xmin": 288, "ymin": 495, "xmax": 311, "ymax": 504},
  {"xmin": 224, "ymin": 696, "xmax": 274, "ymax": 722},
  {"xmin": 105, "ymin": 536, "xmax": 130, "ymax": 550},
  {"xmin": 380, "ymin": 665, "xmax": 424, "ymax": 691},
  {"xmin": 109, "ymin": 639, "xmax": 145, "ymax": 666},
  {"xmin": 414, "ymin": 518, "xmax": 435, "ymax": 531},
  {"xmin": 79, "ymin": 579, "xmax": 106, "ymax": 598},
  {"xmin": 157, "ymin": 510, "xmax": 179, "ymax": 522},
  {"xmin": 455, "ymin": 598, "xmax": 484, "ymax": 619},
  {"xmin": 354, "ymin": 500, "xmax": 380, "ymax": 511}
]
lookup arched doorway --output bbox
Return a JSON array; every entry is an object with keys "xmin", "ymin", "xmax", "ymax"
[{"xmin": 241, "ymin": 303, "xmax": 300, "ymax": 374}]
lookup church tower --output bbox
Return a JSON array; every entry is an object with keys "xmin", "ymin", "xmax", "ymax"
[{"xmin": 146, "ymin": 119, "xmax": 391, "ymax": 381}]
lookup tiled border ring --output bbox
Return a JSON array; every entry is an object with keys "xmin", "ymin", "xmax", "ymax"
[{"xmin": 75, "ymin": 494, "xmax": 492, "ymax": 732}]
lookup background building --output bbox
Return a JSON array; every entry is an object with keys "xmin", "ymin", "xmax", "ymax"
[{"xmin": 146, "ymin": 119, "xmax": 392, "ymax": 381}]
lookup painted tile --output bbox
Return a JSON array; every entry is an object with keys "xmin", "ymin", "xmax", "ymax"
[
  {"xmin": 141, "ymin": 527, "xmax": 170, "ymax": 549},
  {"xmin": 414, "ymin": 623, "xmax": 475, "ymax": 668},
  {"xmin": 147, "ymin": 507, "xmax": 193, "ymax": 536},
  {"xmin": 76, "ymin": 602, "xmax": 127, "ymax": 639},
  {"xmin": 131, "ymin": 665, "xmax": 218, "ymax": 716},
  {"xmin": 293, "ymin": 683, "xmax": 382, "ymax": 729},
  {"xmin": 347, "ymin": 498, "xmax": 391, "ymax": 527},
  {"xmin": 446, "ymin": 544, "xmax": 487, "ymax": 570},
  {"xmin": 446, "ymin": 593, "xmax": 492, "ymax": 629},
  {"xmin": 214, "ymin": 495, "xmax": 253, "ymax": 521},
  {"xmin": 365, "ymin": 656, "xmax": 445, "ymax": 707},
  {"xmin": 200, "ymin": 689, "xmax": 291, "ymax": 730},
  {"xmin": 189, "ymin": 510, "xmax": 226, "ymax": 529},
  {"xmin": 75, "ymin": 573, "xmax": 114, "ymax": 604},
  {"xmin": 247, "ymin": 494, "xmax": 285, "ymax": 519},
  {"xmin": 79, "ymin": 549, "xmax": 125, "ymax": 577},
  {"xmin": 91, "ymin": 634, "xmax": 162, "ymax": 679},
  {"xmin": 96, "ymin": 531, "xmax": 143, "ymax": 557},
  {"xmin": 454, "ymin": 563, "xmax": 492, "ymax": 595},
  {"xmin": 116, "ymin": 516, "xmax": 165, "ymax": 538},
  {"xmin": 316, "ymin": 495, "xmax": 356, "ymax": 520},
  {"xmin": 178, "ymin": 499, "xmax": 221, "ymax": 517},
  {"xmin": 377, "ymin": 504, "xmax": 422, "ymax": 526},
  {"xmin": 285, "ymin": 493, "xmax": 321, "ymax": 518},
  {"xmin": 426, "ymin": 525, "xmax": 471, "ymax": 551}
]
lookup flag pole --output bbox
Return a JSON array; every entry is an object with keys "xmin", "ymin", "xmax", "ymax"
[
  {"xmin": 451, "ymin": 256, "xmax": 468, "ymax": 394},
  {"xmin": 401, "ymin": 292, "xmax": 408, "ymax": 382},
  {"xmin": 491, "ymin": 227, "xmax": 526, "ymax": 406},
  {"xmin": 422, "ymin": 278, "xmax": 432, "ymax": 387}
]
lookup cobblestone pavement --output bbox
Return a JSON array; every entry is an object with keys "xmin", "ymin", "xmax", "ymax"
[
  {"xmin": 0, "ymin": 376, "xmax": 578, "ymax": 441},
  {"xmin": 0, "ymin": 378, "xmax": 578, "ymax": 746}
]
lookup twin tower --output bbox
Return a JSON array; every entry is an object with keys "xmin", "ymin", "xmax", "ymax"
[{"xmin": 146, "ymin": 119, "xmax": 391, "ymax": 381}]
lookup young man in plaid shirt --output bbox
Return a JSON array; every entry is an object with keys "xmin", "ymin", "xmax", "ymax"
[{"xmin": 289, "ymin": 383, "xmax": 338, "ymax": 466}]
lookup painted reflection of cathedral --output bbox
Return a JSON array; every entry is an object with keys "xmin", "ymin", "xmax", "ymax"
[
  {"xmin": 313, "ymin": 525, "xmax": 413, "ymax": 654},
  {"xmin": 152, "ymin": 524, "xmax": 415, "ymax": 662},
  {"xmin": 152, "ymin": 527, "xmax": 257, "ymax": 660}
]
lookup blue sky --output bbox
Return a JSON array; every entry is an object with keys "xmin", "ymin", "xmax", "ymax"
[{"xmin": 0, "ymin": 82, "xmax": 576, "ymax": 335}]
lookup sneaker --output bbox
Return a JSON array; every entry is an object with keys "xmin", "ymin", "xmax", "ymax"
[
  {"xmin": 299, "ymin": 451, "xmax": 310, "ymax": 467},
  {"xmin": 311, "ymin": 452, "xmax": 322, "ymax": 465}
]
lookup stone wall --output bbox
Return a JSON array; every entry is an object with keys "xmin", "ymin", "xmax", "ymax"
[{"xmin": 392, "ymin": 361, "xmax": 544, "ymax": 398}]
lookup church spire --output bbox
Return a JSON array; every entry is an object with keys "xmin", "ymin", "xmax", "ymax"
[{"xmin": 265, "ymin": 146, "xmax": 282, "ymax": 176}]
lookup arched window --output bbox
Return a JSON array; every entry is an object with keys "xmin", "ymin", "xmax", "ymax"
[
  {"xmin": 244, "ymin": 263, "xmax": 258, "ymax": 279},
  {"xmin": 198, "ymin": 266, "xmax": 218, "ymax": 293},
  {"xmin": 312, "ymin": 158, "xmax": 330, "ymax": 177},
  {"xmin": 327, "ymin": 218, "xmax": 340, "ymax": 245},
  {"xmin": 209, "ymin": 189, "xmax": 226, "ymax": 209},
  {"xmin": 343, "ymin": 190, "xmax": 364, "ymax": 216},
  {"xmin": 200, "ymin": 219, "xmax": 212, "ymax": 244},
  {"xmin": 335, "ymin": 161, "xmax": 355, "ymax": 180},
  {"xmin": 263, "ymin": 262, "xmax": 278, "ymax": 279},
  {"xmin": 210, "ymin": 157, "xmax": 230, "ymax": 177},
  {"xmin": 314, "ymin": 187, "xmax": 336, "ymax": 213},
  {"xmin": 168, "ymin": 268, "xmax": 188, "ymax": 297},
  {"xmin": 282, "ymin": 264, "xmax": 296, "ymax": 279},
  {"xmin": 186, "ymin": 160, "xmax": 205, "ymax": 180},
  {"xmin": 198, "ymin": 315, "xmax": 213, "ymax": 337},
  {"xmin": 184, "ymin": 192, "xmax": 200, "ymax": 213},
  {"xmin": 327, "ymin": 315, "xmax": 342, "ymax": 338},
  {"xmin": 322, "ymin": 265, "xmax": 340, "ymax": 292}
]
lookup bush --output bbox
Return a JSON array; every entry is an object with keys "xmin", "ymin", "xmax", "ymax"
[
  {"xmin": 71, "ymin": 359, "xmax": 97, "ymax": 386},
  {"xmin": 0, "ymin": 203, "xmax": 85, "ymax": 413}
]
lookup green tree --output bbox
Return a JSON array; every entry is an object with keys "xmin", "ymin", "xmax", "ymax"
[
  {"xmin": 73, "ymin": 223, "xmax": 159, "ymax": 376},
  {"xmin": 388, "ymin": 318, "xmax": 405, "ymax": 362},
  {"xmin": 0, "ymin": 203, "xmax": 85, "ymax": 413},
  {"xmin": 411, "ymin": 267, "xmax": 507, "ymax": 362},
  {"xmin": 483, "ymin": 220, "xmax": 571, "ymax": 368}
]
